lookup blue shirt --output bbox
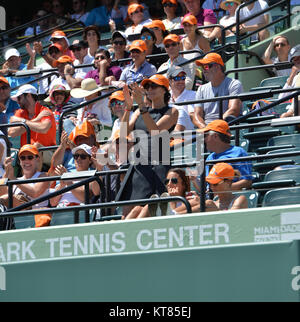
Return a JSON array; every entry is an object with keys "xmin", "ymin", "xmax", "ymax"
[
  {"xmin": 63, "ymin": 150, "xmax": 76, "ymax": 172},
  {"xmin": 119, "ymin": 61, "xmax": 157, "ymax": 84},
  {"xmin": 85, "ymin": 6, "xmax": 110, "ymax": 27},
  {"xmin": 6, "ymin": 63, "xmax": 37, "ymax": 96},
  {"xmin": 5, "ymin": 98, "xmax": 19, "ymax": 122},
  {"xmin": 206, "ymin": 145, "xmax": 253, "ymax": 181}
]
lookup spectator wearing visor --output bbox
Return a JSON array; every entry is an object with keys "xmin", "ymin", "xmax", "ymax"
[
  {"xmin": 117, "ymin": 40, "xmax": 157, "ymax": 87},
  {"xmin": 167, "ymin": 66, "xmax": 196, "ymax": 132},
  {"xmin": 33, "ymin": 30, "xmax": 75, "ymax": 69},
  {"xmin": 49, "ymin": 55, "xmax": 85, "ymax": 91},
  {"xmin": 158, "ymin": 34, "xmax": 196, "ymax": 91},
  {"xmin": 181, "ymin": 14, "xmax": 211, "ymax": 61},
  {"xmin": 162, "ymin": 0, "xmax": 182, "ymax": 32},
  {"xmin": 193, "ymin": 53, "xmax": 243, "ymax": 127},
  {"xmin": 146, "ymin": 19, "xmax": 169, "ymax": 49},
  {"xmin": 9, "ymin": 84, "xmax": 56, "ymax": 168},
  {"xmin": 33, "ymin": 43, "xmax": 64, "ymax": 96},
  {"xmin": 0, "ymin": 48, "xmax": 37, "ymax": 96},
  {"xmin": 125, "ymin": 3, "xmax": 152, "ymax": 39}
]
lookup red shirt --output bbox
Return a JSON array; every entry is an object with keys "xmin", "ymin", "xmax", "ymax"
[{"xmin": 14, "ymin": 102, "xmax": 56, "ymax": 147}]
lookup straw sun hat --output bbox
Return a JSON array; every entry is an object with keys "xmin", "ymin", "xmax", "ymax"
[{"xmin": 70, "ymin": 78, "xmax": 106, "ymax": 98}]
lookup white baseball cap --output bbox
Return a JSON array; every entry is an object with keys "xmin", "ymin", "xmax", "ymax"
[
  {"xmin": 5, "ymin": 48, "xmax": 20, "ymax": 61},
  {"xmin": 72, "ymin": 144, "xmax": 92, "ymax": 156},
  {"xmin": 11, "ymin": 84, "xmax": 38, "ymax": 101},
  {"xmin": 290, "ymin": 44, "xmax": 300, "ymax": 62}
]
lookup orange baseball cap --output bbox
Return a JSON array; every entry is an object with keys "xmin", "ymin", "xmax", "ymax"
[
  {"xmin": 182, "ymin": 14, "xmax": 197, "ymax": 25},
  {"xmin": 51, "ymin": 30, "xmax": 67, "ymax": 39},
  {"xmin": 206, "ymin": 163, "xmax": 235, "ymax": 184},
  {"xmin": 141, "ymin": 74, "xmax": 169, "ymax": 90},
  {"xmin": 146, "ymin": 20, "xmax": 166, "ymax": 32},
  {"xmin": 129, "ymin": 39, "xmax": 147, "ymax": 52},
  {"xmin": 53, "ymin": 55, "xmax": 74, "ymax": 67},
  {"xmin": 195, "ymin": 53, "xmax": 224, "ymax": 67},
  {"xmin": 163, "ymin": 34, "xmax": 180, "ymax": 44},
  {"xmin": 109, "ymin": 90, "xmax": 125, "ymax": 104},
  {"xmin": 162, "ymin": 0, "xmax": 177, "ymax": 4},
  {"xmin": 19, "ymin": 144, "xmax": 39, "ymax": 157},
  {"xmin": 200, "ymin": 119, "xmax": 231, "ymax": 137},
  {"xmin": 0, "ymin": 76, "xmax": 9, "ymax": 85},
  {"xmin": 128, "ymin": 3, "xmax": 144, "ymax": 15},
  {"xmin": 69, "ymin": 120, "xmax": 96, "ymax": 143},
  {"xmin": 48, "ymin": 43, "xmax": 63, "ymax": 52}
]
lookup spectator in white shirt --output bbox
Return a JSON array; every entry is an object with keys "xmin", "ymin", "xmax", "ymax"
[
  {"xmin": 69, "ymin": 39, "xmax": 94, "ymax": 75},
  {"xmin": 234, "ymin": 0, "xmax": 271, "ymax": 41},
  {"xmin": 167, "ymin": 66, "xmax": 196, "ymax": 131},
  {"xmin": 125, "ymin": 3, "xmax": 152, "ymax": 39},
  {"xmin": 262, "ymin": 35, "xmax": 292, "ymax": 77}
]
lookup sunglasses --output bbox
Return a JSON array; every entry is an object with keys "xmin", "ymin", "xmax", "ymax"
[
  {"xmin": 183, "ymin": 23, "xmax": 193, "ymax": 28},
  {"xmin": 72, "ymin": 47, "xmax": 83, "ymax": 52},
  {"xmin": 131, "ymin": 9, "xmax": 143, "ymax": 15},
  {"xmin": 130, "ymin": 49, "xmax": 142, "ymax": 54},
  {"xmin": 52, "ymin": 38, "xmax": 63, "ymax": 42},
  {"xmin": 203, "ymin": 63, "xmax": 217, "ymax": 70},
  {"xmin": 74, "ymin": 154, "xmax": 90, "ymax": 160},
  {"xmin": 163, "ymin": 3, "xmax": 176, "ymax": 7},
  {"xmin": 110, "ymin": 100, "xmax": 125, "ymax": 107},
  {"xmin": 141, "ymin": 35, "xmax": 153, "ymax": 41},
  {"xmin": 20, "ymin": 155, "xmax": 37, "ymax": 161},
  {"xmin": 95, "ymin": 55, "xmax": 107, "ymax": 61},
  {"xmin": 225, "ymin": 1, "xmax": 235, "ymax": 6},
  {"xmin": 210, "ymin": 180, "xmax": 225, "ymax": 186},
  {"xmin": 113, "ymin": 40, "xmax": 126, "ymax": 46},
  {"xmin": 172, "ymin": 75, "xmax": 186, "ymax": 81},
  {"xmin": 17, "ymin": 94, "xmax": 27, "ymax": 102},
  {"xmin": 165, "ymin": 42, "xmax": 178, "ymax": 49},
  {"xmin": 144, "ymin": 83, "xmax": 160, "ymax": 90},
  {"xmin": 274, "ymin": 43, "xmax": 287, "ymax": 48},
  {"xmin": 165, "ymin": 177, "xmax": 178, "ymax": 185}
]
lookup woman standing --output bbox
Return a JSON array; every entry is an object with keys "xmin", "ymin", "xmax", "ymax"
[{"xmin": 117, "ymin": 74, "xmax": 178, "ymax": 216}]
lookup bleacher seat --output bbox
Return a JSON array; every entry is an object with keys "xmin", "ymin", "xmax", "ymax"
[
  {"xmin": 262, "ymin": 186, "xmax": 300, "ymax": 207},
  {"xmin": 214, "ymin": 190, "xmax": 259, "ymax": 209},
  {"xmin": 260, "ymin": 76, "xmax": 289, "ymax": 88}
]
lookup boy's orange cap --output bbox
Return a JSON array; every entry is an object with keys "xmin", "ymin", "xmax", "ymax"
[{"xmin": 206, "ymin": 162, "xmax": 235, "ymax": 184}]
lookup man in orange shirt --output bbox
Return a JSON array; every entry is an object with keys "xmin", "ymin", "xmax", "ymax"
[{"xmin": 8, "ymin": 84, "xmax": 56, "ymax": 167}]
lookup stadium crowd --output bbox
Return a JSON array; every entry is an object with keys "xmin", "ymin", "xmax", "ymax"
[{"xmin": 0, "ymin": 0, "xmax": 300, "ymax": 230}]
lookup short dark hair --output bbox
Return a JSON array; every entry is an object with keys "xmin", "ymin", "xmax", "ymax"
[
  {"xmin": 96, "ymin": 48, "xmax": 110, "ymax": 59},
  {"xmin": 217, "ymin": 131, "xmax": 231, "ymax": 144}
]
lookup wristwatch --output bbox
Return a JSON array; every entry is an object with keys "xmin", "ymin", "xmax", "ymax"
[
  {"xmin": 40, "ymin": 50, "xmax": 47, "ymax": 57},
  {"xmin": 139, "ymin": 105, "xmax": 148, "ymax": 114}
]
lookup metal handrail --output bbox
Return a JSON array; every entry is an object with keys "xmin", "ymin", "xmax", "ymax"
[
  {"xmin": 0, "ymin": 196, "xmax": 192, "ymax": 221},
  {"xmin": 0, "ymin": 122, "xmax": 31, "ymax": 144},
  {"xmin": 234, "ymin": 0, "xmax": 291, "ymax": 78}
]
